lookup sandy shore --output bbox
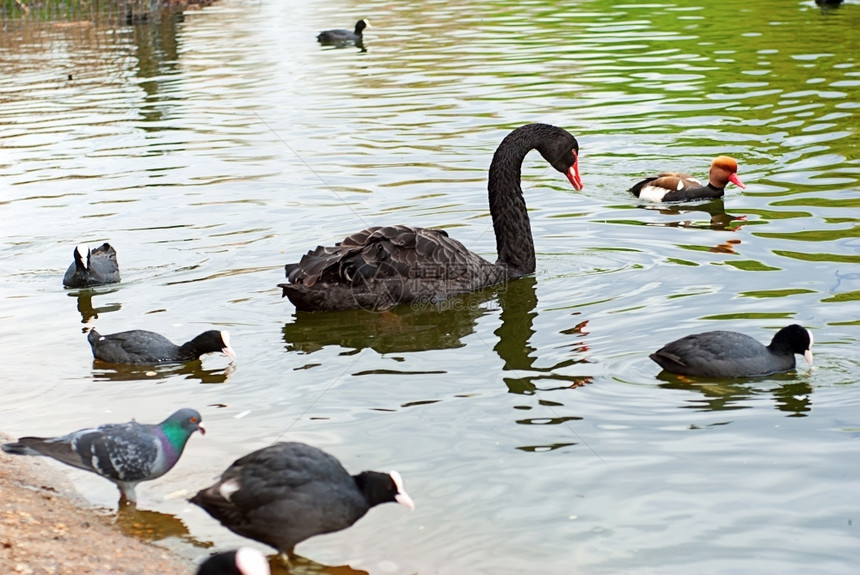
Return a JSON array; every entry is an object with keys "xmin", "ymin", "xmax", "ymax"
[{"xmin": 0, "ymin": 433, "xmax": 194, "ymax": 575}]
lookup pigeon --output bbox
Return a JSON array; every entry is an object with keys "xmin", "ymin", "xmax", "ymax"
[
  {"xmin": 317, "ymin": 19, "xmax": 370, "ymax": 46},
  {"xmin": 190, "ymin": 442, "xmax": 414, "ymax": 564},
  {"xmin": 88, "ymin": 328, "xmax": 237, "ymax": 365},
  {"xmin": 650, "ymin": 324, "xmax": 813, "ymax": 377},
  {"xmin": 2, "ymin": 408, "xmax": 205, "ymax": 505},
  {"xmin": 63, "ymin": 242, "xmax": 121, "ymax": 288},
  {"xmin": 197, "ymin": 548, "xmax": 270, "ymax": 575}
]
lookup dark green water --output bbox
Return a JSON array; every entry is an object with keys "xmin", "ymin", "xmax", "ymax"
[{"xmin": 1, "ymin": 0, "xmax": 858, "ymax": 573}]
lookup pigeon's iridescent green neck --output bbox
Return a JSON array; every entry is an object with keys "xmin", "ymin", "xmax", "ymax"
[{"xmin": 161, "ymin": 423, "xmax": 192, "ymax": 455}]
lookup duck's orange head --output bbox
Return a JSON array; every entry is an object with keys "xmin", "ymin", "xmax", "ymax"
[{"xmin": 710, "ymin": 156, "xmax": 745, "ymax": 189}]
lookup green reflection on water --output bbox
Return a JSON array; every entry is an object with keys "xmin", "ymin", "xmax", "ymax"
[
  {"xmin": 821, "ymin": 290, "xmax": 860, "ymax": 303},
  {"xmin": 774, "ymin": 197, "xmax": 860, "ymax": 209},
  {"xmin": 701, "ymin": 313, "xmax": 795, "ymax": 320},
  {"xmin": 740, "ymin": 288, "xmax": 817, "ymax": 298},
  {"xmin": 773, "ymin": 250, "xmax": 860, "ymax": 263},
  {"xmin": 754, "ymin": 225, "xmax": 860, "ymax": 242},
  {"xmin": 740, "ymin": 209, "xmax": 813, "ymax": 220},
  {"xmin": 721, "ymin": 260, "xmax": 781, "ymax": 271}
]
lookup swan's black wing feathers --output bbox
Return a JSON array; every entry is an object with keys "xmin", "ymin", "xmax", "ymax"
[{"xmin": 280, "ymin": 225, "xmax": 501, "ymax": 311}]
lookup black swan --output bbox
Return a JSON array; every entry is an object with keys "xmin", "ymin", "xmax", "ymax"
[
  {"xmin": 63, "ymin": 242, "xmax": 120, "ymax": 288},
  {"xmin": 317, "ymin": 19, "xmax": 370, "ymax": 45},
  {"xmin": 190, "ymin": 442, "xmax": 413, "ymax": 564},
  {"xmin": 650, "ymin": 324, "xmax": 813, "ymax": 378},
  {"xmin": 629, "ymin": 156, "xmax": 745, "ymax": 202},
  {"xmin": 279, "ymin": 123, "xmax": 583, "ymax": 312},
  {"xmin": 2, "ymin": 408, "xmax": 204, "ymax": 505},
  {"xmin": 88, "ymin": 328, "xmax": 236, "ymax": 365}
]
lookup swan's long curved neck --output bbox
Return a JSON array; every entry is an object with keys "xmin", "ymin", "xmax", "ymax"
[{"xmin": 488, "ymin": 129, "xmax": 540, "ymax": 276}]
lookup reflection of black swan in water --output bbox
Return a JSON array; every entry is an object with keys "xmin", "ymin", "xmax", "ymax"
[
  {"xmin": 283, "ymin": 289, "xmax": 496, "ymax": 354},
  {"xmin": 279, "ymin": 124, "xmax": 583, "ymax": 312}
]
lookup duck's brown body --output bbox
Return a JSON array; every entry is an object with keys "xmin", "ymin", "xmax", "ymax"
[{"xmin": 630, "ymin": 156, "xmax": 745, "ymax": 202}]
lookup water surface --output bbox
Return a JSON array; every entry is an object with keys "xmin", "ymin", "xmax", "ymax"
[{"xmin": 1, "ymin": 0, "xmax": 858, "ymax": 573}]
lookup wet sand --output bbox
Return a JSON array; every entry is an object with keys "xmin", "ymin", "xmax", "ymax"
[{"xmin": 0, "ymin": 433, "xmax": 194, "ymax": 575}]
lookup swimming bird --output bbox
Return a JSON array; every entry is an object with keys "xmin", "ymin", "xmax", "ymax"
[
  {"xmin": 317, "ymin": 19, "xmax": 370, "ymax": 45},
  {"xmin": 88, "ymin": 328, "xmax": 237, "ymax": 365},
  {"xmin": 63, "ymin": 242, "xmax": 121, "ymax": 288},
  {"xmin": 197, "ymin": 548, "xmax": 270, "ymax": 575},
  {"xmin": 279, "ymin": 123, "xmax": 583, "ymax": 311},
  {"xmin": 2, "ymin": 408, "xmax": 204, "ymax": 505},
  {"xmin": 650, "ymin": 324, "xmax": 813, "ymax": 378},
  {"xmin": 190, "ymin": 442, "xmax": 414, "ymax": 564},
  {"xmin": 629, "ymin": 156, "xmax": 745, "ymax": 202}
]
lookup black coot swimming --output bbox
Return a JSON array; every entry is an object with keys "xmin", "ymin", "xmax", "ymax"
[
  {"xmin": 63, "ymin": 242, "xmax": 120, "ymax": 288},
  {"xmin": 317, "ymin": 19, "xmax": 370, "ymax": 45},
  {"xmin": 190, "ymin": 442, "xmax": 414, "ymax": 564},
  {"xmin": 650, "ymin": 324, "xmax": 813, "ymax": 378},
  {"xmin": 88, "ymin": 328, "xmax": 237, "ymax": 365}
]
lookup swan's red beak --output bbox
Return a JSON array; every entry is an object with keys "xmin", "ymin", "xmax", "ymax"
[
  {"xmin": 728, "ymin": 173, "xmax": 745, "ymax": 189},
  {"xmin": 566, "ymin": 153, "xmax": 583, "ymax": 191}
]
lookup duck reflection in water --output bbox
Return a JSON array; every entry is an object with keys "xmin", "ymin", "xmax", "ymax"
[
  {"xmin": 638, "ymin": 198, "xmax": 747, "ymax": 231},
  {"xmin": 114, "ymin": 504, "xmax": 210, "ymax": 548},
  {"xmin": 91, "ymin": 360, "xmax": 235, "ymax": 384},
  {"xmin": 70, "ymin": 289, "xmax": 122, "ymax": 324},
  {"xmin": 657, "ymin": 371, "xmax": 813, "ymax": 416}
]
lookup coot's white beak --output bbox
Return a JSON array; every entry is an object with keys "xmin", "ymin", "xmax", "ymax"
[
  {"xmin": 390, "ymin": 470, "xmax": 415, "ymax": 510},
  {"xmin": 220, "ymin": 330, "xmax": 238, "ymax": 361},
  {"xmin": 76, "ymin": 244, "xmax": 89, "ymax": 268},
  {"xmin": 395, "ymin": 491, "xmax": 415, "ymax": 510}
]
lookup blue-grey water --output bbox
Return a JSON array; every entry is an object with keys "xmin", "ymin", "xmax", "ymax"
[{"xmin": 1, "ymin": 0, "xmax": 858, "ymax": 573}]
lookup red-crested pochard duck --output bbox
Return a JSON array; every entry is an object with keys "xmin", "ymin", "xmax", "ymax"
[{"xmin": 630, "ymin": 156, "xmax": 745, "ymax": 202}]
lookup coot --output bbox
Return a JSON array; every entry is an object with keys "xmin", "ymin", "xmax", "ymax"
[
  {"xmin": 317, "ymin": 19, "xmax": 370, "ymax": 45},
  {"xmin": 650, "ymin": 324, "xmax": 813, "ymax": 377},
  {"xmin": 197, "ymin": 548, "xmax": 270, "ymax": 575},
  {"xmin": 190, "ymin": 442, "xmax": 414, "ymax": 563},
  {"xmin": 63, "ymin": 242, "xmax": 120, "ymax": 288},
  {"xmin": 88, "ymin": 328, "xmax": 237, "ymax": 365}
]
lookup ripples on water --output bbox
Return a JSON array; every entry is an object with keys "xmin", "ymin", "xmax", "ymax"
[{"xmin": 0, "ymin": 0, "xmax": 858, "ymax": 573}]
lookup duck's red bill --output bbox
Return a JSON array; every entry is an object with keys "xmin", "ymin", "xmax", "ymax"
[{"xmin": 729, "ymin": 173, "xmax": 745, "ymax": 189}]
